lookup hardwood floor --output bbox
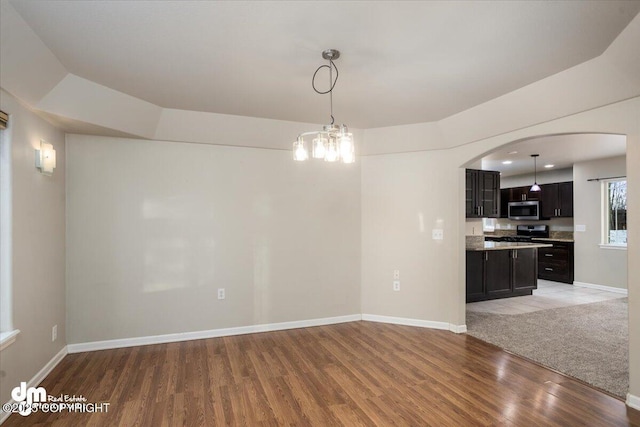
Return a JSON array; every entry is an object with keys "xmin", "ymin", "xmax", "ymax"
[{"xmin": 5, "ymin": 321, "xmax": 640, "ymax": 426}]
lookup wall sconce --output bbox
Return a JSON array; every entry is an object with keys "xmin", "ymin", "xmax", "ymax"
[{"xmin": 35, "ymin": 140, "xmax": 56, "ymax": 176}]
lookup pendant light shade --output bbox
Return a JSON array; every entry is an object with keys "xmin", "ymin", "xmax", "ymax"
[
  {"xmin": 293, "ymin": 137, "xmax": 308, "ymax": 161},
  {"xmin": 292, "ymin": 49, "xmax": 355, "ymax": 164},
  {"xmin": 530, "ymin": 154, "xmax": 541, "ymax": 192}
]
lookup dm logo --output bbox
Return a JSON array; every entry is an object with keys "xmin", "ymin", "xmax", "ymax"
[{"xmin": 11, "ymin": 382, "xmax": 46, "ymax": 416}]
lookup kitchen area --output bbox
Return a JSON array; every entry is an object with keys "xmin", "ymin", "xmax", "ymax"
[
  {"xmin": 462, "ymin": 134, "xmax": 630, "ymax": 398},
  {"xmin": 465, "ymin": 166, "xmax": 575, "ymax": 303},
  {"xmin": 464, "ymin": 133, "xmax": 629, "ymax": 302}
]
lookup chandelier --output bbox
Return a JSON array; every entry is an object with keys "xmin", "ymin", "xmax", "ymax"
[{"xmin": 293, "ymin": 49, "xmax": 355, "ymax": 164}]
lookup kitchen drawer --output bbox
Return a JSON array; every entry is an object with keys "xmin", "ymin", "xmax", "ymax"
[
  {"xmin": 539, "ymin": 248, "xmax": 568, "ymax": 261},
  {"xmin": 537, "ymin": 241, "xmax": 574, "ymax": 284},
  {"xmin": 539, "ymin": 263, "xmax": 569, "ymax": 276}
]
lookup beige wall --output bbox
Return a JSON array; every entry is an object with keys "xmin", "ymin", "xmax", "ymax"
[
  {"xmin": 626, "ymin": 111, "xmax": 640, "ymax": 405},
  {"xmin": 573, "ymin": 156, "xmax": 627, "ymax": 289},
  {"xmin": 0, "ymin": 90, "xmax": 66, "ymax": 404},
  {"xmin": 361, "ymin": 150, "xmax": 459, "ymax": 322},
  {"xmin": 65, "ymin": 135, "xmax": 361, "ymax": 343}
]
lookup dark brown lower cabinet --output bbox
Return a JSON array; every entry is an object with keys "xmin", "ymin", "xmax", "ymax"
[
  {"xmin": 466, "ymin": 252, "xmax": 485, "ymax": 302},
  {"xmin": 466, "ymin": 248, "xmax": 538, "ymax": 303},
  {"xmin": 485, "ymin": 250, "xmax": 512, "ymax": 297},
  {"xmin": 513, "ymin": 248, "xmax": 538, "ymax": 291},
  {"xmin": 536, "ymin": 241, "xmax": 574, "ymax": 284}
]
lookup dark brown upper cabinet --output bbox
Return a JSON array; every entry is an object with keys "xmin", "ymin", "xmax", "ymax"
[
  {"xmin": 466, "ymin": 169, "xmax": 500, "ymax": 218},
  {"xmin": 540, "ymin": 182, "xmax": 573, "ymax": 218},
  {"xmin": 500, "ymin": 185, "xmax": 540, "ymax": 217},
  {"xmin": 500, "ymin": 181, "xmax": 573, "ymax": 218}
]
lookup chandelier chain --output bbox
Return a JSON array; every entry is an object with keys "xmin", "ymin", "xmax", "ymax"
[{"xmin": 311, "ymin": 59, "xmax": 339, "ymax": 125}]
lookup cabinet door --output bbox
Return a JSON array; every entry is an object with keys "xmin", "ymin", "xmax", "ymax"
[
  {"xmin": 500, "ymin": 188, "xmax": 510, "ymax": 218},
  {"xmin": 485, "ymin": 250, "xmax": 512, "ymax": 296},
  {"xmin": 510, "ymin": 187, "xmax": 527, "ymax": 202},
  {"xmin": 466, "ymin": 251, "xmax": 485, "ymax": 302},
  {"xmin": 558, "ymin": 182, "xmax": 573, "ymax": 217},
  {"xmin": 540, "ymin": 183, "xmax": 558, "ymax": 218},
  {"xmin": 479, "ymin": 171, "xmax": 500, "ymax": 217},
  {"xmin": 513, "ymin": 249, "xmax": 537, "ymax": 291},
  {"xmin": 465, "ymin": 170, "xmax": 478, "ymax": 218}
]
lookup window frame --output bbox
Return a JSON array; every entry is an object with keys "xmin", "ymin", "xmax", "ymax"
[{"xmin": 600, "ymin": 177, "xmax": 627, "ymax": 249}]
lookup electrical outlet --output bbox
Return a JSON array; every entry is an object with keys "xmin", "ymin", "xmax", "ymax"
[
  {"xmin": 217, "ymin": 288, "xmax": 225, "ymax": 300},
  {"xmin": 393, "ymin": 269, "xmax": 400, "ymax": 279},
  {"xmin": 52, "ymin": 325, "xmax": 57, "ymax": 342},
  {"xmin": 393, "ymin": 280, "xmax": 400, "ymax": 291},
  {"xmin": 432, "ymin": 229, "xmax": 444, "ymax": 240}
]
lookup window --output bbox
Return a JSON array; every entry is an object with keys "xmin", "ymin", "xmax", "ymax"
[{"xmin": 602, "ymin": 178, "xmax": 627, "ymax": 247}]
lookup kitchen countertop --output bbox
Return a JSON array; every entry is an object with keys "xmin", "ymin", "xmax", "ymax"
[{"xmin": 466, "ymin": 241, "xmax": 553, "ymax": 251}]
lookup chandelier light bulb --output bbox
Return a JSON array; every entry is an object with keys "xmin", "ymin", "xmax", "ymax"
[
  {"xmin": 339, "ymin": 134, "xmax": 354, "ymax": 160},
  {"xmin": 312, "ymin": 135, "xmax": 327, "ymax": 159},
  {"xmin": 293, "ymin": 138, "xmax": 308, "ymax": 161},
  {"xmin": 325, "ymin": 138, "xmax": 339, "ymax": 162}
]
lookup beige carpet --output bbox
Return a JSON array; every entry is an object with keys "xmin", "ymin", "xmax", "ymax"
[{"xmin": 466, "ymin": 297, "xmax": 628, "ymax": 398}]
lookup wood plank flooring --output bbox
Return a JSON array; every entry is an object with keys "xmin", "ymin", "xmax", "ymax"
[{"xmin": 5, "ymin": 321, "xmax": 640, "ymax": 426}]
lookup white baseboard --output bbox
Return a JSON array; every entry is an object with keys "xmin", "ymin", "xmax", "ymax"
[
  {"xmin": 1, "ymin": 345, "xmax": 68, "ymax": 425},
  {"xmin": 361, "ymin": 314, "xmax": 464, "ymax": 333},
  {"xmin": 573, "ymin": 281, "xmax": 628, "ymax": 295},
  {"xmin": 67, "ymin": 314, "xmax": 362, "ymax": 353},
  {"xmin": 449, "ymin": 324, "xmax": 467, "ymax": 334},
  {"xmin": 627, "ymin": 393, "xmax": 640, "ymax": 411}
]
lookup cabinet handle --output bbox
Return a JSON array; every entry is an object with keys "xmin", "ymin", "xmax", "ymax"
[
  {"xmin": 545, "ymin": 267, "xmax": 553, "ymax": 271},
  {"xmin": 545, "ymin": 254, "xmax": 553, "ymax": 257},
  {"xmin": 514, "ymin": 250, "xmax": 518, "ymax": 259},
  {"xmin": 485, "ymin": 252, "xmax": 489, "ymax": 261},
  {"xmin": 558, "ymin": 208, "xmax": 561, "ymax": 216}
]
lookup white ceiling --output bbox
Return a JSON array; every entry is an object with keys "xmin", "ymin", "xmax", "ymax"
[
  {"xmin": 472, "ymin": 134, "xmax": 627, "ymax": 176},
  {"xmin": 9, "ymin": 1, "xmax": 640, "ymax": 129}
]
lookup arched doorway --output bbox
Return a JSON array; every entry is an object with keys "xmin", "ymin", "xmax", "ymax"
[
  {"xmin": 453, "ymin": 98, "xmax": 638, "ymax": 406},
  {"xmin": 461, "ymin": 132, "xmax": 627, "ymax": 397}
]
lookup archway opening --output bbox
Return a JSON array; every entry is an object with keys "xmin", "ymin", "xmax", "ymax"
[{"xmin": 461, "ymin": 132, "xmax": 628, "ymax": 399}]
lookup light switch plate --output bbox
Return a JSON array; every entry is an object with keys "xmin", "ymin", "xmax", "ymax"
[{"xmin": 575, "ymin": 224, "xmax": 586, "ymax": 232}]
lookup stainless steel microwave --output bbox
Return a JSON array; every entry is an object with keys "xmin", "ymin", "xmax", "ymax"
[{"xmin": 508, "ymin": 201, "xmax": 540, "ymax": 220}]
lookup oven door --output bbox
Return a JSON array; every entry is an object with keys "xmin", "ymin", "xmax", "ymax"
[{"xmin": 508, "ymin": 201, "xmax": 540, "ymax": 220}]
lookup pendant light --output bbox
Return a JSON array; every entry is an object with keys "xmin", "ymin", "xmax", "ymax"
[
  {"xmin": 292, "ymin": 49, "xmax": 354, "ymax": 164},
  {"xmin": 530, "ymin": 154, "xmax": 541, "ymax": 192}
]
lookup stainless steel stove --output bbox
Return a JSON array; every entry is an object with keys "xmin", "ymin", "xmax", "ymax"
[{"xmin": 486, "ymin": 225, "xmax": 549, "ymax": 242}]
